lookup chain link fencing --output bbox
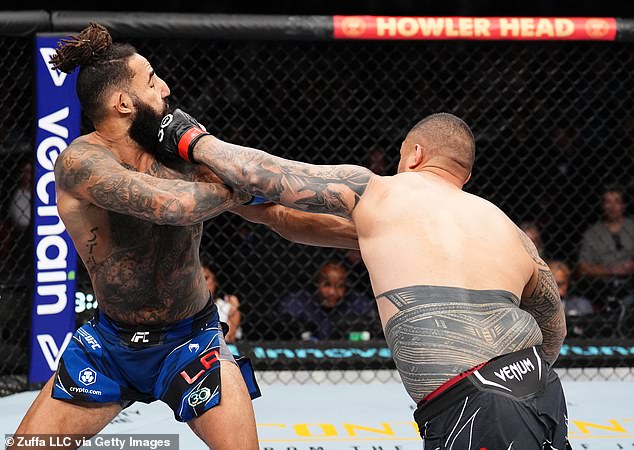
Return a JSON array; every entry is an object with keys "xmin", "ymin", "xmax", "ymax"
[
  {"xmin": 1, "ymin": 28, "xmax": 633, "ymax": 395},
  {"xmin": 0, "ymin": 36, "xmax": 35, "ymax": 395}
]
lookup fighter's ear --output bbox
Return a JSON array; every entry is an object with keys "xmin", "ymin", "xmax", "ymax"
[
  {"xmin": 409, "ymin": 144, "xmax": 425, "ymax": 169},
  {"xmin": 113, "ymin": 91, "xmax": 133, "ymax": 115}
]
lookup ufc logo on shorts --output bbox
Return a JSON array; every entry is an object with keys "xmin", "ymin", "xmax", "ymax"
[
  {"xmin": 180, "ymin": 349, "xmax": 220, "ymax": 385},
  {"xmin": 131, "ymin": 331, "xmax": 150, "ymax": 343}
]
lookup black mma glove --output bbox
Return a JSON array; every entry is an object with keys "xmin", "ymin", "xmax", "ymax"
[{"xmin": 157, "ymin": 108, "xmax": 210, "ymax": 162}]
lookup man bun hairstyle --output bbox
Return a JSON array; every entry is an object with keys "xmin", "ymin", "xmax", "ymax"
[
  {"xmin": 49, "ymin": 23, "xmax": 113, "ymax": 74},
  {"xmin": 49, "ymin": 23, "xmax": 137, "ymax": 124}
]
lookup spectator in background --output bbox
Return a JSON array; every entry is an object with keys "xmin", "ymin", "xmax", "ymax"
[
  {"xmin": 278, "ymin": 261, "xmax": 378, "ymax": 341},
  {"xmin": 578, "ymin": 185, "xmax": 634, "ymax": 309},
  {"xmin": 548, "ymin": 260, "xmax": 594, "ymax": 337},
  {"xmin": 201, "ymin": 264, "xmax": 243, "ymax": 343},
  {"xmin": 367, "ymin": 146, "xmax": 389, "ymax": 176}
]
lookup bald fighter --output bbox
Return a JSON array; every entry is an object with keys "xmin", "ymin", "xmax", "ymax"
[{"xmin": 157, "ymin": 110, "xmax": 570, "ymax": 449}]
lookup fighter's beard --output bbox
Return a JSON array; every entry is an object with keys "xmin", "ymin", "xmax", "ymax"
[{"xmin": 128, "ymin": 97, "xmax": 170, "ymax": 155}]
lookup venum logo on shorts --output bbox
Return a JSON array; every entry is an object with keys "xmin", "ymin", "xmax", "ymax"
[
  {"xmin": 187, "ymin": 386, "xmax": 212, "ymax": 407},
  {"xmin": 188, "ymin": 343, "xmax": 200, "ymax": 353},
  {"xmin": 494, "ymin": 357, "xmax": 535, "ymax": 382},
  {"xmin": 78, "ymin": 367, "xmax": 97, "ymax": 386}
]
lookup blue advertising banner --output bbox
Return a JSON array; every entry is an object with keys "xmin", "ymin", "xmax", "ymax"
[{"xmin": 29, "ymin": 34, "xmax": 80, "ymax": 384}]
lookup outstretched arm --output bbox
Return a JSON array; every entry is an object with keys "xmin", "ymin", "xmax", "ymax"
[
  {"xmin": 231, "ymin": 203, "xmax": 359, "ymax": 250},
  {"xmin": 193, "ymin": 136, "xmax": 374, "ymax": 220},
  {"xmin": 155, "ymin": 109, "xmax": 375, "ymax": 219},
  {"xmin": 55, "ymin": 140, "xmax": 249, "ymax": 226},
  {"xmin": 518, "ymin": 229, "xmax": 566, "ymax": 365}
]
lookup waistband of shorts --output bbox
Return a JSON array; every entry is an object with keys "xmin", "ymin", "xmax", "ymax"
[
  {"xmin": 414, "ymin": 347, "xmax": 546, "ymax": 424},
  {"xmin": 93, "ymin": 297, "xmax": 217, "ymax": 347}
]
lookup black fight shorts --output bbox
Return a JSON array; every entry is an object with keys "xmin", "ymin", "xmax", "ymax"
[{"xmin": 415, "ymin": 347, "xmax": 572, "ymax": 450}]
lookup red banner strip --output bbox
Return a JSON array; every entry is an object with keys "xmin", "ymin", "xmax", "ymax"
[{"xmin": 334, "ymin": 16, "xmax": 617, "ymax": 41}]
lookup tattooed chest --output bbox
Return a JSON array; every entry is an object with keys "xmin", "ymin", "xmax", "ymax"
[{"xmin": 88, "ymin": 214, "xmax": 204, "ymax": 323}]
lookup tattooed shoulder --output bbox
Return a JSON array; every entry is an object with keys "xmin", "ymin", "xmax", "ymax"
[
  {"xmin": 517, "ymin": 227, "xmax": 548, "ymax": 267},
  {"xmin": 55, "ymin": 141, "xmax": 115, "ymax": 191}
]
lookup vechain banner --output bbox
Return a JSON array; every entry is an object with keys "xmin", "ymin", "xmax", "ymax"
[{"xmin": 30, "ymin": 34, "xmax": 80, "ymax": 384}]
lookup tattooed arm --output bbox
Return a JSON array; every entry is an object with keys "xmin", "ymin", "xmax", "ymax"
[
  {"xmin": 518, "ymin": 229, "xmax": 567, "ymax": 365},
  {"xmin": 231, "ymin": 203, "xmax": 359, "ymax": 249},
  {"xmin": 186, "ymin": 150, "xmax": 360, "ymax": 247},
  {"xmin": 54, "ymin": 141, "xmax": 248, "ymax": 225},
  {"xmin": 191, "ymin": 136, "xmax": 375, "ymax": 220}
]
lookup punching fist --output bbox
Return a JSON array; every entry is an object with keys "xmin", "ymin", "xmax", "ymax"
[{"xmin": 157, "ymin": 109, "xmax": 210, "ymax": 162}]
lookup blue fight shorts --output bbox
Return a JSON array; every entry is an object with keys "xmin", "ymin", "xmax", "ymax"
[{"xmin": 52, "ymin": 300, "xmax": 260, "ymax": 422}]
